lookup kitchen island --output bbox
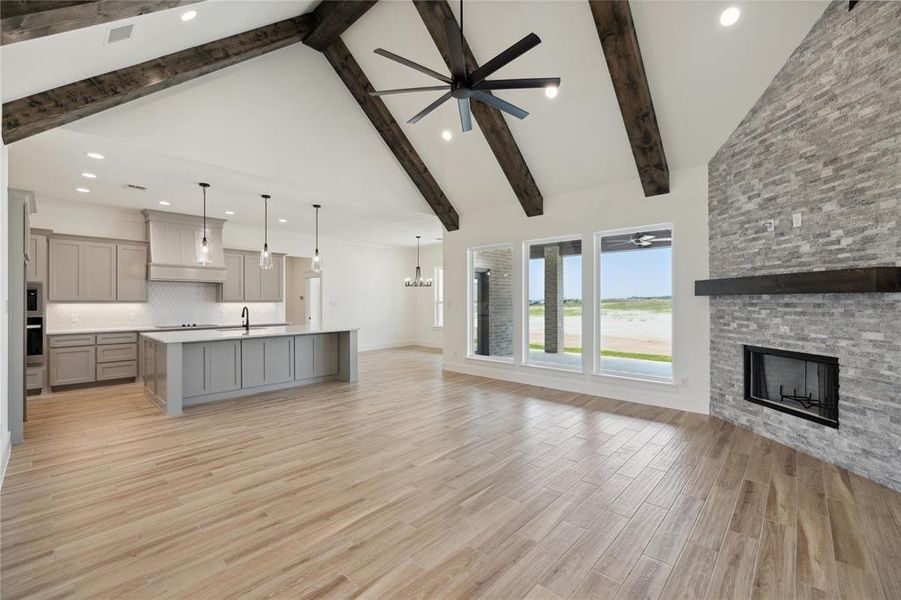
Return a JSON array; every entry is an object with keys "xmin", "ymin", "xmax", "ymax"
[{"xmin": 140, "ymin": 326, "xmax": 358, "ymax": 416}]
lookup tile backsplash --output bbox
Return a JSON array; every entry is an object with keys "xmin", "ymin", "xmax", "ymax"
[{"xmin": 47, "ymin": 282, "xmax": 284, "ymax": 331}]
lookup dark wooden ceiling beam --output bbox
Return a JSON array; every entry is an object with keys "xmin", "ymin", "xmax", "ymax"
[
  {"xmin": 0, "ymin": 0, "xmax": 201, "ymax": 45},
  {"xmin": 412, "ymin": 0, "xmax": 543, "ymax": 217},
  {"xmin": 1, "ymin": 14, "xmax": 315, "ymax": 144},
  {"xmin": 588, "ymin": 0, "xmax": 669, "ymax": 197},
  {"xmin": 303, "ymin": 0, "xmax": 377, "ymax": 51},
  {"xmin": 321, "ymin": 39, "xmax": 460, "ymax": 231}
]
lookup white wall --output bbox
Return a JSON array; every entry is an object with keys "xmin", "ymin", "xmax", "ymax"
[
  {"xmin": 412, "ymin": 242, "xmax": 443, "ymax": 349},
  {"xmin": 442, "ymin": 165, "xmax": 711, "ymax": 414},
  {"xmin": 0, "ymin": 142, "xmax": 10, "ymax": 483}
]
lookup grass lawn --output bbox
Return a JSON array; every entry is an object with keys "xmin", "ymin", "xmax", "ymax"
[
  {"xmin": 528, "ymin": 298, "xmax": 672, "ymax": 316},
  {"xmin": 527, "ymin": 343, "xmax": 672, "ymax": 363}
]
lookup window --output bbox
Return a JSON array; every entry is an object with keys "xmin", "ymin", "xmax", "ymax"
[
  {"xmin": 468, "ymin": 245, "xmax": 514, "ymax": 360},
  {"xmin": 433, "ymin": 266, "xmax": 444, "ymax": 328},
  {"xmin": 525, "ymin": 237, "xmax": 582, "ymax": 371},
  {"xmin": 597, "ymin": 226, "xmax": 673, "ymax": 381}
]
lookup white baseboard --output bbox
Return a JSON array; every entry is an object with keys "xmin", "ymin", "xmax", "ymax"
[
  {"xmin": 359, "ymin": 340, "xmax": 444, "ymax": 352},
  {"xmin": 443, "ymin": 358, "xmax": 709, "ymax": 415},
  {"xmin": 0, "ymin": 430, "xmax": 11, "ymax": 489}
]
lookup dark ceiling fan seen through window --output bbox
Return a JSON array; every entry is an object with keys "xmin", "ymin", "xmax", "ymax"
[{"xmin": 369, "ymin": 0, "xmax": 560, "ymax": 133}]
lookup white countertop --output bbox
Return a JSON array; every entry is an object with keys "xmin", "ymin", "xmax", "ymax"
[
  {"xmin": 47, "ymin": 323, "xmax": 290, "ymax": 336},
  {"xmin": 140, "ymin": 325, "xmax": 358, "ymax": 344}
]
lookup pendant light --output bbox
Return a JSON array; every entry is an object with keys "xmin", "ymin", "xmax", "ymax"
[
  {"xmin": 311, "ymin": 204, "xmax": 322, "ymax": 273},
  {"xmin": 259, "ymin": 194, "xmax": 273, "ymax": 270},
  {"xmin": 196, "ymin": 182, "xmax": 211, "ymax": 265},
  {"xmin": 405, "ymin": 235, "xmax": 432, "ymax": 287}
]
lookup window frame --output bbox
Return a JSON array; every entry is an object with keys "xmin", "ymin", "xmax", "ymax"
[
  {"xmin": 522, "ymin": 234, "xmax": 585, "ymax": 372},
  {"xmin": 594, "ymin": 223, "xmax": 675, "ymax": 383},
  {"xmin": 433, "ymin": 265, "xmax": 444, "ymax": 328},
  {"xmin": 466, "ymin": 243, "xmax": 515, "ymax": 364}
]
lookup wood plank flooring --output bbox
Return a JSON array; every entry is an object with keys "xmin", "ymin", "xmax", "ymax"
[{"xmin": 2, "ymin": 347, "xmax": 900, "ymax": 599}]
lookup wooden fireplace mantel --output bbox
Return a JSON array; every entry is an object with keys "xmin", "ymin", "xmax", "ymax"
[{"xmin": 695, "ymin": 267, "xmax": 901, "ymax": 296}]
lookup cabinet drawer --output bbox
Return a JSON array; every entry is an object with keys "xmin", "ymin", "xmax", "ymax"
[
  {"xmin": 96, "ymin": 343, "xmax": 137, "ymax": 363},
  {"xmin": 96, "ymin": 360, "xmax": 137, "ymax": 381},
  {"xmin": 49, "ymin": 334, "xmax": 96, "ymax": 348},
  {"xmin": 26, "ymin": 366, "xmax": 44, "ymax": 390},
  {"xmin": 97, "ymin": 332, "xmax": 138, "ymax": 345}
]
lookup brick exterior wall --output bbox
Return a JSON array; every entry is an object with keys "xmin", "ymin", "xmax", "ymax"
[
  {"xmin": 473, "ymin": 247, "xmax": 514, "ymax": 357},
  {"xmin": 543, "ymin": 246, "xmax": 564, "ymax": 353},
  {"xmin": 708, "ymin": 1, "xmax": 901, "ymax": 490}
]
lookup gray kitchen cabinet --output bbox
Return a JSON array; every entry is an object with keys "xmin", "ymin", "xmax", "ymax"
[
  {"xmin": 260, "ymin": 254, "xmax": 283, "ymax": 301},
  {"xmin": 82, "ymin": 240, "xmax": 117, "ymax": 301},
  {"xmin": 27, "ymin": 232, "xmax": 47, "ymax": 284},
  {"xmin": 117, "ymin": 244, "xmax": 148, "ymax": 302},
  {"xmin": 242, "ymin": 337, "xmax": 293, "ymax": 388},
  {"xmin": 143, "ymin": 339, "xmax": 157, "ymax": 395},
  {"xmin": 48, "ymin": 238, "xmax": 83, "ymax": 301},
  {"xmin": 96, "ymin": 343, "xmax": 137, "ymax": 363},
  {"xmin": 221, "ymin": 251, "xmax": 245, "ymax": 302},
  {"xmin": 294, "ymin": 334, "xmax": 338, "ymax": 380},
  {"xmin": 182, "ymin": 340, "xmax": 242, "ymax": 397},
  {"xmin": 97, "ymin": 361, "xmax": 137, "ymax": 381},
  {"xmin": 243, "ymin": 254, "xmax": 263, "ymax": 302},
  {"xmin": 49, "ymin": 346, "xmax": 96, "ymax": 386}
]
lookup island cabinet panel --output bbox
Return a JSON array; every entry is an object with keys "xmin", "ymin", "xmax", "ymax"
[
  {"xmin": 143, "ymin": 339, "xmax": 157, "ymax": 395},
  {"xmin": 49, "ymin": 346, "xmax": 96, "ymax": 386},
  {"xmin": 243, "ymin": 337, "xmax": 293, "ymax": 388},
  {"xmin": 183, "ymin": 340, "xmax": 243, "ymax": 397},
  {"xmin": 221, "ymin": 251, "xmax": 245, "ymax": 302},
  {"xmin": 295, "ymin": 334, "xmax": 338, "ymax": 379}
]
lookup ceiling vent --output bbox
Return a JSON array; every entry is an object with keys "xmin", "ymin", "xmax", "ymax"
[
  {"xmin": 106, "ymin": 24, "xmax": 134, "ymax": 44},
  {"xmin": 125, "ymin": 183, "xmax": 147, "ymax": 191}
]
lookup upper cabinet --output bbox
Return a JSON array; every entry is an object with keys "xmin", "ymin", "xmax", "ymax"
[
  {"xmin": 48, "ymin": 234, "xmax": 148, "ymax": 303},
  {"xmin": 220, "ymin": 250, "xmax": 283, "ymax": 303},
  {"xmin": 26, "ymin": 230, "xmax": 49, "ymax": 284}
]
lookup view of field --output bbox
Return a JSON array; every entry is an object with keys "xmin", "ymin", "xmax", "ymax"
[{"xmin": 528, "ymin": 297, "xmax": 672, "ymax": 362}]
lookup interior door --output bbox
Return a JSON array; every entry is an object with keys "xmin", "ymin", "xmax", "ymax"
[{"xmin": 305, "ymin": 276, "xmax": 321, "ymax": 328}]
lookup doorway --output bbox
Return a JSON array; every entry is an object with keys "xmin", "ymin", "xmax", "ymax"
[{"xmin": 285, "ymin": 257, "xmax": 317, "ymax": 327}]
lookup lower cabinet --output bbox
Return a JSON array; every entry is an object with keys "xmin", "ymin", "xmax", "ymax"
[
  {"xmin": 295, "ymin": 334, "xmax": 338, "ymax": 379},
  {"xmin": 182, "ymin": 340, "xmax": 242, "ymax": 397},
  {"xmin": 49, "ymin": 346, "xmax": 96, "ymax": 386},
  {"xmin": 242, "ymin": 337, "xmax": 293, "ymax": 388}
]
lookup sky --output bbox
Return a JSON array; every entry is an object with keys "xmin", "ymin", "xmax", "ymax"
[{"xmin": 528, "ymin": 247, "xmax": 672, "ymax": 301}]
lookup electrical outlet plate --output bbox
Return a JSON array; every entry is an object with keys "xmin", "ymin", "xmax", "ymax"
[{"xmin": 763, "ymin": 219, "xmax": 776, "ymax": 232}]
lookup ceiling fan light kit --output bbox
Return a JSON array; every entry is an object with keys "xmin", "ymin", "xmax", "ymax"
[{"xmin": 371, "ymin": 0, "xmax": 560, "ymax": 133}]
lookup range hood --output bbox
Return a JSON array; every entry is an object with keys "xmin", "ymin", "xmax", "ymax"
[{"xmin": 142, "ymin": 209, "xmax": 227, "ymax": 283}]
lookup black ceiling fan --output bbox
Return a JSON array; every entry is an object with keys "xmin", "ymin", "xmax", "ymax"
[{"xmin": 369, "ymin": 0, "xmax": 560, "ymax": 132}]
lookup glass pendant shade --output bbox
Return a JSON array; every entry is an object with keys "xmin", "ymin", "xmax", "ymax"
[
  {"xmin": 311, "ymin": 251, "xmax": 321, "ymax": 273},
  {"xmin": 260, "ymin": 243, "xmax": 273, "ymax": 270},
  {"xmin": 197, "ymin": 182, "xmax": 212, "ymax": 265},
  {"xmin": 311, "ymin": 204, "xmax": 322, "ymax": 274},
  {"xmin": 260, "ymin": 194, "xmax": 273, "ymax": 270}
]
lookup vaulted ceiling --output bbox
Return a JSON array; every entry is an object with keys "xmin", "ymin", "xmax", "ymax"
[{"xmin": 2, "ymin": 0, "xmax": 827, "ymax": 246}]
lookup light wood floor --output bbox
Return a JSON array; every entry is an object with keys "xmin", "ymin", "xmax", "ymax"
[{"xmin": 3, "ymin": 348, "xmax": 901, "ymax": 599}]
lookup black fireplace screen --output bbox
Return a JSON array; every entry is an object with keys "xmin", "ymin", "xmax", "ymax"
[{"xmin": 744, "ymin": 345, "xmax": 839, "ymax": 428}]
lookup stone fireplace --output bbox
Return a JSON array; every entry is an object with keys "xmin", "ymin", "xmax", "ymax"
[{"xmin": 706, "ymin": 1, "xmax": 901, "ymax": 490}]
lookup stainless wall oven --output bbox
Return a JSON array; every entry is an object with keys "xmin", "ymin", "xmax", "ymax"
[{"xmin": 26, "ymin": 283, "xmax": 44, "ymax": 367}]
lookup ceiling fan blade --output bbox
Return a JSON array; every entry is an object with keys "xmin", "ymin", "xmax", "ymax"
[
  {"xmin": 473, "ymin": 77, "xmax": 560, "ymax": 91},
  {"xmin": 637, "ymin": 235, "xmax": 655, "ymax": 241},
  {"xmin": 469, "ymin": 33, "xmax": 541, "ymax": 84},
  {"xmin": 369, "ymin": 85, "xmax": 450, "ymax": 96},
  {"xmin": 408, "ymin": 91, "xmax": 453, "ymax": 124},
  {"xmin": 374, "ymin": 48, "xmax": 452, "ymax": 84},
  {"xmin": 458, "ymin": 97, "xmax": 472, "ymax": 132},
  {"xmin": 471, "ymin": 91, "xmax": 528, "ymax": 120},
  {"xmin": 444, "ymin": 18, "xmax": 466, "ymax": 81},
  {"xmin": 652, "ymin": 238, "xmax": 672, "ymax": 242}
]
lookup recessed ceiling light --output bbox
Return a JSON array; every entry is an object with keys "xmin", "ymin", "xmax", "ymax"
[
  {"xmin": 158, "ymin": 200, "xmax": 171, "ymax": 206},
  {"xmin": 278, "ymin": 218, "xmax": 287, "ymax": 223},
  {"xmin": 75, "ymin": 187, "xmax": 90, "ymax": 193},
  {"xmin": 720, "ymin": 7, "xmax": 740, "ymax": 27},
  {"xmin": 86, "ymin": 152, "xmax": 104, "ymax": 160},
  {"xmin": 545, "ymin": 85, "xmax": 558, "ymax": 99},
  {"xmin": 181, "ymin": 9, "xmax": 197, "ymax": 21},
  {"xmin": 225, "ymin": 210, "xmax": 235, "ymax": 215},
  {"xmin": 81, "ymin": 172, "xmax": 97, "ymax": 179},
  {"xmin": 441, "ymin": 130, "xmax": 453, "ymax": 141}
]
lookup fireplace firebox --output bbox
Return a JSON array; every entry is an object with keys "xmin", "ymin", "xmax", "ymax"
[{"xmin": 744, "ymin": 345, "xmax": 839, "ymax": 428}]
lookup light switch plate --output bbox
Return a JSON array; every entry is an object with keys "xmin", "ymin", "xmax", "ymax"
[
  {"xmin": 792, "ymin": 212, "xmax": 803, "ymax": 228},
  {"xmin": 763, "ymin": 219, "xmax": 776, "ymax": 232}
]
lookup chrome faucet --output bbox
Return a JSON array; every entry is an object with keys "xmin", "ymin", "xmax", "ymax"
[{"xmin": 241, "ymin": 306, "xmax": 250, "ymax": 332}]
